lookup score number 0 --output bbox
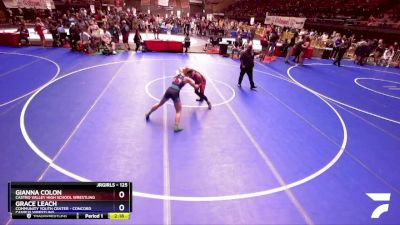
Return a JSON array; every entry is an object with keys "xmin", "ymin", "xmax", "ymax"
[
  {"xmin": 118, "ymin": 191, "xmax": 125, "ymax": 211},
  {"xmin": 117, "ymin": 183, "xmax": 129, "ymax": 212}
]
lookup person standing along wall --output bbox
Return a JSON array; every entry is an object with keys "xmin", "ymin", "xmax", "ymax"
[
  {"xmin": 298, "ymin": 36, "xmax": 311, "ymax": 66},
  {"xmin": 333, "ymin": 36, "xmax": 350, "ymax": 67},
  {"xmin": 285, "ymin": 32, "xmax": 298, "ymax": 64},
  {"xmin": 34, "ymin": 18, "xmax": 46, "ymax": 47},
  {"xmin": 134, "ymin": 29, "xmax": 142, "ymax": 52},
  {"xmin": 121, "ymin": 20, "xmax": 130, "ymax": 50}
]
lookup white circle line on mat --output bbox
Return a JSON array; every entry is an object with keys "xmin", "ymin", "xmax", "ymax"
[
  {"xmin": 354, "ymin": 77, "xmax": 400, "ymax": 100},
  {"xmin": 0, "ymin": 52, "xmax": 60, "ymax": 107},
  {"xmin": 287, "ymin": 63, "xmax": 400, "ymax": 125},
  {"xmin": 20, "ymin": 59, "xmax": 347, "ymax": 201}
]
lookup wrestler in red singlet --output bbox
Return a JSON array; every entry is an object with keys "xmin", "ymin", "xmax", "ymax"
[{"xmin": 187, "ymin": 69, "xmax": 212, "ymax": 109}]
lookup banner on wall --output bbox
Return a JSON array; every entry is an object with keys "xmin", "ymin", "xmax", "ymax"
[
  {"xmin": 169, "ymin": 0, "xmax": 176, "ymax": 7},
  {"xmin": 158, "ymin": 0, "xmax": 168, "ymax": 6},
  {"xmin": 181, "ymin": 0, "xmax": 190, "ymax": 9},
  {"xmin": 114, "ymin": 0, "xmax": 120, "ymax": 7},
  {"xmin": 90, "ymin": 4, "xmax": 95, "ymax": 13},
  {"xmin": 289, "ymin": 17, "xmax": 307, "ymax": 29},
  {"xmin": 264, "ymin": 15, "xmax": 306, "ymax": 29},
  {"xmin": 2, "ymin": 0, "xmax": 55, "ymax": 9},
  {"xmin": 46, "ymin": 1, "xmax": 51, "ymax": 10},
  {"xmin": 141, "ymin": 0, "xmax": 150, "ymax": 6}
]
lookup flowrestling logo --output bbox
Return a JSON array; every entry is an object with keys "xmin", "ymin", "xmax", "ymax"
[{"xmin": 366, "ymin": 193, "xmax": 391, "ymax": 219}]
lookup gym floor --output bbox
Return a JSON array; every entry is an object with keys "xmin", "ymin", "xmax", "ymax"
[{"xmin": 0, "ymin": 46, "xmax": 399, "ymax": 224}]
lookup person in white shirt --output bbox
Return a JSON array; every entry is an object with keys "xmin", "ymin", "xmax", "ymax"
[
  {"xmin": 166, "ymin": 22, "xmax": 173, "ymax": 39},
  {"xmin": 101, "ymin": 31, "xmax": 116, "ymax": 55},
  {"xmin": 321, "ymin": 32, "xmax": 329, "ymax": 45},
  {"xmin": 190, "ymin": 20, "xmax": 196, "ymax": 35},
  {"xmin": 78, "ymin": 29, "xmax": 91, "ymax": 53},
  {"xmin": 7, "ymin": 8, "xmax": 13, "ymax": 24},
  {"xmin": 381, "ymin": 46, "xmax": 395, "ymax": 67}
]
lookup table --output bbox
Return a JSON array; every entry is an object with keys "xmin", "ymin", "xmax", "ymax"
[
  {"xmin": 144, "ymin": 40, "xmax": 183, "ymax": 53},
  {"xmin": 0, "ymin": 33, "xmax": 20, "ymax": 46}
]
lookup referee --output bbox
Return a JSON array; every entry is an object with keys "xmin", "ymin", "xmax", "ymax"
[{"xmin": 238, "ymin": 43, "xmax": 257, "ymax": 90}]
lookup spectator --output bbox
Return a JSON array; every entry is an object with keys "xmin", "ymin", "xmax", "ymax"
[
  {"xmin": 49, "ymin": 21, "xmax": 59, "ymax": 47},
  {"xmin": 121, "ymin": 20, "xmax": 130, "ymax": 51},
  {"xmin": 166, "ymin": 22, "xmax": 173, "ymax": 38},
  {"xmin": 184, "ymin": 17, "xmax": 190, "ymax": 35},
  {"xmin": 153, "ymin": 15, "xmax": 160, "ymax": 39},
  {"xmin": 268, "ymin": 30, "xmax": 279, "ymax": 56},
  {"xmin": 69, "ymin": 23, "xmax": 80, "ymax": 51},
  {"xmin": 354, "ymin": 39, "xmax": 368, "ymax": 66},
  {"xmin": 34, "ymin": 17, "xmax": 46, "ymax": 47},
  {"xmin": 88, "ymin": 20, "xmax": 100, "ymax": 37},
  {"xmin": 373, "ymin": 39, "xmax": 385, "ymax": 65},
  {"xmin": 134, "ymin": 29, "xmax": 142, "ymax": 52},
  {"xmin": 285, "ymin": 32, "xmax": 298, "ymax": 64},
  {"xmin": 7, "ymin": 8, "xmax": 14, "ymax": 24},
  {"xmin": 57, "ymin": 23, "xmax": 67, "ymax": 46},
  {"xmin": 299, "ymin": 36, "xmax": 311, "ymax": 66},
  {"xmin": 333, "ymin": 36, "xmax": 350, "ymax": 67},
  {"xmin": 101, "ymin": 31, "xmax": 116, "ymax": 55},
  {"xmin": 132, "ymin": 16, "xmax": 140, "ymax": 32},
  {"xmin": 259, "ymin": 34, "xmax": 268, "ymax": 60},
  {"xmin": 393, "ymin": 42, "xmax": 398, "ymax": 52},
  {"xmin": 109, "ymin": 21, "xmax": 120, "ymax": 47},
  {"xmin": 381, "ymin": 46, "xmax": 395, "ymax": 67},
  {"xmin": 16, "ymin": 22, "xmax": 30, "ymax": 46},
  {"xmin": 293, "ymin": 35, "xmax": 305, "ymax": 63},
  {"xmin": 232, "ymin": 34, "xmax": 244, "ymax": 59},
  {"xmin": 331, "ymin": 33, "xmax": 342, "ymax": 59},
  {"xmin": 184, "ymin": 33, "xmax": 190, "ymax": 53},
  {"xmin": 78, "ymin": 28, "xmax": 91, "ymax": 53}
]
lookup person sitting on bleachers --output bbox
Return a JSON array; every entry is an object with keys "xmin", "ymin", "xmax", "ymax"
[
  {"xmin": 381, "ymin": 46, "xmax": 395, "ymax": 67},
  {"xmin": 268, "ymin": 30, "xmax": 279, "ymax": 56},
  {"xmin": 88, "ymin": 20, "xmax": 101, "ymax": 51},
  {"xmin": 49, "ymin": 21, "xmax": 60, "ymax": 47},
  {"xmin": 100, "ymin": 31, "xmax": 116, "ymax": 55},
  {"xmin": 231, "ymin": 34, "xmax": 244, "ymax": 59},
  {"xmin": 57, "ymin": 23, "xmax": 68, "ymax": 47},
  {"xmin": 373, "ymin": 39, "xmax": 385, "ymax": 65},
  {"xmin": 69, "ymin": 23, "xmax": 80, "ymax": 51},
  {"xmin": 354, "ymin": 39, "xmax": 368, "ymax": 66},
  {"xmin": 16, "ymin": 22, "xmax": 30, "ymax": 46},
  {"xmin": 78, "ymin": 28, "xmax": 91, "ymax": 53},
  {"xmin": 7, "ymin": 8, "xmax": 14, "ymax": 24},
  {"xmin": 109, "ymin": 21, "xmax": 120, "ymax": 47}
]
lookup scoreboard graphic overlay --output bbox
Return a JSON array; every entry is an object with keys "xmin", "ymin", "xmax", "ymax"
[{"xmin": 8, "ymin": 182, "xmax": 132, "ymax": 220}]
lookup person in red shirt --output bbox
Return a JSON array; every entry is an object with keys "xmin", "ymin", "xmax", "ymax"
[
  {"xmin": 34, "ymin": 18, "xmax": 45, "ymax": 47},
  {"xmin": 298, "ymin": 36, "xmax": 311, "ymax": 66},
  {"xmin": 183, "ymin": 68, "xmax": 212, "ymax": 110}
]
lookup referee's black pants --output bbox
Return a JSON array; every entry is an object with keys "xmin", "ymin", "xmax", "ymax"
[
  {"xmin": 333, "ymin": 49, "xmax": 346, "ymax": 67},
  {"xmin": 238, "ymin": 66, "xmax": 255, "ymax": 88}
]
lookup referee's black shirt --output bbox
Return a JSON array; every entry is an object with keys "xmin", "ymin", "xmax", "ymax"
[{"xmin": 240, "ymin": 49, "xmax": 255, "ymax": 69}]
